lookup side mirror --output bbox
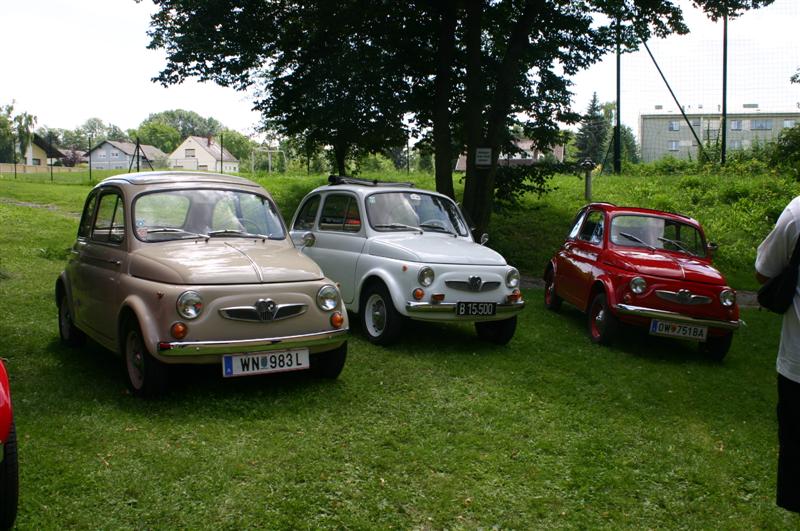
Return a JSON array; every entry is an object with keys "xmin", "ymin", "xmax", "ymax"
[
  {"xmin": 302, "ymin": 232, "xmax": 316, "ymax": 248},
  {"xmin": 707, "ymin": 241, "xmax": 718, "ymax": 259},
  {"xmin": 480, "ymin": 233, "xmax": 489, "ymax": 246}
]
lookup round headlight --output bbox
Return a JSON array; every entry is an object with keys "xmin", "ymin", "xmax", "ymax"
[
  {"xmin": 506, "ymin": 268, "xmax": 520, "ymax": 289},
  {"xmin": 720, "ymin": 289, "xmax": 736, "ymax": 307},
  {"xmin": 630, "ymin": 276, "xmax": 647, "ymax": 295},
  {"xmin": 418, "ymin": 266, "xmax": 435, "ymax": 287},
  {"xmin": 176, "ymin": 291, "xmax": 203, "ymax": 319},
  {"xmin": 317, "ymin": 284, "xmax": 339, "ymax": 311}
]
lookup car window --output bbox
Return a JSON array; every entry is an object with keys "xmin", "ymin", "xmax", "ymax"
[
  {"xmin": 293, "ymin": 195, "xmax": 321, "ymax": 231},
  {"xmin": 319, "ymin": 194, "xmax": 361, "ymax": 233},
  {"xmin": 567, "ymin": 208, "xmax": 587, "ymax": 239},
  {"xmin": 578, "ymin": 210, "xmax": 604, "ymax": 244},
  {"xmin": 133, "ymin": 189, "xmax": 286, "ymax": 241},
  {"xmin": 610, "ymin": 214, "xmax": 706, "ymax": 257},
  {"xmin": 92, "ymin": 192, "xmax": 125, "ymax": 244},
  {"xmin": 366, "ymin": 192, "xmax": 468, "ymax": 236},
  {"xmin": 78, "ymin": 191, "xmax": 98, "ymax": 239}
]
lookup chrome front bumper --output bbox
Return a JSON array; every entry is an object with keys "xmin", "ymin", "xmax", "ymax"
[
  {"xmin": 157, "ymin": 328, "xmax": 349, "ymax": 356},
  {"xmin": 616, "ymin": 304, "xmax": 742, "ymax": 330},
  {"xmin": 405, "ymin": 300, "xmax": 526, "ymax": 315}
]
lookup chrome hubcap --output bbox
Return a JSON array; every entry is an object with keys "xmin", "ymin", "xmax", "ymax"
[
  {"xmin": 366, "ymin": 294, "xmax": 386, "ymax": 336},
  {"xmin": 126, "ymin": 331, "xmax": 145, "ymax": 389}
]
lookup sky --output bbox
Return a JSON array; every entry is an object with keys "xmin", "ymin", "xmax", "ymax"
[{"xmin": 1, "ymin": 0, "xmax": 798, "ymax": 139}]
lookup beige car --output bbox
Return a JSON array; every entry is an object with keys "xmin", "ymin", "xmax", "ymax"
[{"xmin": 55, "ymin": 171, "xmax": 348, "ymax": 398}]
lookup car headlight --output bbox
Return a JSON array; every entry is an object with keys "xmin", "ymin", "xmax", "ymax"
[
  {"xmin": 506, "ymin": 268, "xmax": 520, "ymax": 289},
  {"xmin": 176, "ymin": 290, "xmax": 203, "ymax": 319},
  {"xmin": 630, "ymin": 276, "xmax": 647, "ymax": 295},
  {"xmin": 317, "ymin": 284, "xmax": 339, "ymax": 311},
  {"xmin": 418, "ymin": 266, "xmax": 435, "ymax": 287},
  {"xmin": 720, "ymin": 289, "xmax": 736, "ymax": 307}
]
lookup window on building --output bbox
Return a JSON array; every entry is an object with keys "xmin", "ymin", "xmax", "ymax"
[
  {"xmin": 668, "ymin": 140, "xmax": 679, "ymax": 151},
  {"xmin": 751, "ymin": 119, "xmax": 773, "ymax": 131},
  {"xmin": 185, "ymin": 148, "xmax": 196, "ymax": 158},
  {"xmin": 784, "ymin": 119, "xmax": 796, "ymax": 129},
  {"xmin": 691, "ymin": 119, "xmax": 700, "ymax": 127},
  {"xmin": 730, "ymin": 139, "xmax": 742, "ymax": 150},
  {"xmin": 111, "ymin": 151, "xmax": 119, "ymax": 158},
  {"xmin": 668, "ymin": 121, "xmax": 680, "ymax": 132},
  {"xmin": 730, "ymin": 120, "xmax": 742, "ymax": 131},
  {"xmin": 98, "ymin": 152, "xmax": 106, "ymax": 158}
]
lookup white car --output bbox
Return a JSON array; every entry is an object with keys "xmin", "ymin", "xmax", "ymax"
[{"xmin": 289, "ymin": 176, "xmax": 525, "ymax": 345}]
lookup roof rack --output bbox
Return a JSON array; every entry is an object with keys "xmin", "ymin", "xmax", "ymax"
[{"xmin": 328, "ymin": 175, "xmax": 415, "ymax": 188}]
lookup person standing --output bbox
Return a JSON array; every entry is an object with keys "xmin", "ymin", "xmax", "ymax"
[{"xmin": 756, "ymin": 195, "xmax": 800, "ymax": 513}]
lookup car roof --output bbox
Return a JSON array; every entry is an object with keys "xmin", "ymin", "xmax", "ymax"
[
  {"xmin": 585, "ymin": 202, "xmax": 700, "ymax": 226},
  {"xmin": 96, "ymin": 171, "xmax": 262, "ymax": 189},
  {"xmin": 309, "ymin": 175, "xmax": 449, "ymax": 199}
]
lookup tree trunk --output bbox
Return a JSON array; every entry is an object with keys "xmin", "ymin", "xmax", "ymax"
[
  {"xmin": 333, "ymin": 142, "xmax": 348, "ymax": 176},
  {"xmin": 462, "ymin": 0, "xmax": 540, "ymax": 236},
  {"xmin": 432, "ymin": 0, "xmax": 457, "ymax": 199},
  {"xmin": 461, "ymin": 0, "xmax": 486, "ymax": 237}
]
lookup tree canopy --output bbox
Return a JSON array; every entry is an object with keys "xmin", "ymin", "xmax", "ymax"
[{"xmin": 147, "ymin": 0, "xmax": 774, "ymax": 234}]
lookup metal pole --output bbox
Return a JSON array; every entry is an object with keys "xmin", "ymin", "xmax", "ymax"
[
  {"xmin": 220, "ymin": 133, "xmax": 224, "ymax": 174},
  {"xmin": 12, "ymin": 131, "xmax": 16, "ymax": 179},
  {"xmin": 88, "ymin": 134, "xmax": 93, "ymax": 183},
  {"xmin": 614, "ymin": 18, "xmax": 621, "ymax": 174},
  {"xmin": 721, "ymin": 13, "xmax": 728, "ymax": 165}
]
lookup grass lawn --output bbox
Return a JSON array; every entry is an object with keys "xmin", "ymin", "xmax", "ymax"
[{"xmin": 0, "ymin": 173, "xmax": 797, "ymax": 527}]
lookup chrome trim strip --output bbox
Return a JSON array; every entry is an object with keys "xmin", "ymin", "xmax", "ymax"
[
  {"xmin": 157, "ymin": 328, "xmax": 349, "ymax": 356},
  {"xmin": 405, "ymin": 300, "xmax": 526, "ymax": 314},
  {"xmin": 444, "ymin": 280, "xmax": 502, "ymax": 292},
  {"xmin": 655, "ymin": 290, "xmax": 712, "ymax": 305},
  {"xmin": 616, "ymin": 304, "xmax": 741, "ymax": 330},
  {"xmin": 219, "ymin": 303, "xmax": 308, "ymax": 323}
]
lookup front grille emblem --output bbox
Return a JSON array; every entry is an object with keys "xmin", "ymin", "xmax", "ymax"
[
  {"xmin": 256, "ymin": 299, "xmax": 277, "ymax": 321},
  {"xmin": 676, "ymin": 289, "xmax": 692, "ymax": 304},
  {"xmin": 468, "ymin": 276, "xmax": 483, "ymax": 292}
]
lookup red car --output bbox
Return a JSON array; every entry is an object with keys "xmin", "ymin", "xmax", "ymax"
[
  {"xmin": 544, "ymin": 203, "xmax": 741, "ymax": 360},
  {"xmin": 0, "ymin": 360, "xmax": 16, "ymax": 528}
]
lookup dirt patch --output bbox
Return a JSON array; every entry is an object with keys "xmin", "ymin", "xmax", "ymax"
[{"xmin": 0, "ymin": 198, "xmax": 81, "ymax": 219}]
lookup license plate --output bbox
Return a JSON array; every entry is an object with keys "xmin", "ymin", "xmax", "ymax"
[
  {"xmin": 456, "ymin": 302, "xmax": 497, "ymax": 317},
  {"xmin": 649, "ymin": 319, "xmax": 707, "ymax": 341},
  {"xmin": 222, "ymin": 348, "xmax": 310, "ymax": 378}
]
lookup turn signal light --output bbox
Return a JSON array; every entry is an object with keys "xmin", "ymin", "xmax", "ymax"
[
  {"xmin": 170, "ymin": 322, "xmax": 188, "ymax": 339},
  {"xmin": 330, "ymin": 311, "xmax": 344, "ymax": 329},
  {"xmin": 507, "ymin": 289, "xmax": 522, "ymax": 303},
  {"xmin": 431, "ymin": 293, "xmax": 445, "ymax": 303},
  {"xmin": 413, "ymin": 288, "xmax": 425, "ymax": 300}
]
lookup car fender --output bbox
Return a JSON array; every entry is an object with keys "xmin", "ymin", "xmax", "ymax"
[
  {"xmin": 353, "ymin": 264, "xmax": 406, "ymax": 315},
  {"xmin": 0, "ymin": 360, "xmax": 12, "ymax": 444},
  {"xmin": 585, "ymin": 274, "xmax": 617, "ymax": 313},
  {"xmin": 55, "ymin": 271, "xmax": 75, "ymax": 313},
  {"xmin": 117, "ymin": 294, "xmax": 161, "ymax": 356}
]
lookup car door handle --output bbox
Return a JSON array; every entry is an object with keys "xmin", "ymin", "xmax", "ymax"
[{"xmin": 106, "ymin": 259, "xmax": 121, "ymax": 266}]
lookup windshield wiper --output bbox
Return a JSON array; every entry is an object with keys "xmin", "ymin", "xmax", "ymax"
[
  {"xmin": 619, "ymin": 231, "xmax": 656, "ymax": 251},
  {"xmin": 657, "ymin": 236, "xmax": 695, "ymax": 256},
  {"xmin": 374, "ymin": 223, "xmax": 423, "ymax": 234},
  {"xmin": 146, "ymin": 227, "xmax": 208, "ymax": 240},
  {"xmin": 207, "ymin": 229, "xmax": 272, "ymax": 239},
  {"xmin": 419, "ymin": 222, "xmax": 456, "ymax": 236}
]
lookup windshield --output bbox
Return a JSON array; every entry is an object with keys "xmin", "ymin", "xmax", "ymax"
[
  {"xmin": 610, "ymin": 214, "xmax": 706, "ymax": 257},
  {"xmin": 133, "ymin": 189, "xmax": 286, "ymax": 242},
  {"xmin": 365, "ymin": 191, "xmax": 469, "ymax": 237}
]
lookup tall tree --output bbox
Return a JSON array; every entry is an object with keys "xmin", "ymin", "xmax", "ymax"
[
  {"xmin": 575, "ymin": 93, "xmax": 609, "ymax": 163},
  {"xmin": 147, "ymin": 0, "xmax": 774, "ymax": 234},
  {"xmin": 140, "ymin": 109, "xmax": 222, "ymax": 139},
  {"xmin": 132, "ymin": 121, "xmax": 181, "ymax": 153}
]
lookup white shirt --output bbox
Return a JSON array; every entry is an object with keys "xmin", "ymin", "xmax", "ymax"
[{"xmin": 756, "ymin": 195, "xmax": 800, "ymax": 384}]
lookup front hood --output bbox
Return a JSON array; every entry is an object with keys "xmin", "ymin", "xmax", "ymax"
[
  {"xmin": 367, "ymin": 234, "xmax": 507, "ymax": 265},
  {"xmin": 610, "ymin": 249, "xmax": 726, "ymax": 285},
  {"xmin": 129, "ymin": 240, "xmax": 324, "ymax": 284}
]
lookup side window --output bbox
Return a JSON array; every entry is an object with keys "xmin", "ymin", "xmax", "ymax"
[
  {"xmin": 567, "ymin": 209, "xmax": 587, "ymax": 239},
  {"xmin": 92, "ymin": 193, "xmax": 125, "ymax": 244},
  {"xmin": 293, "ymin": 196, "xmax": 321, "ymax": 231},
  {"xmin": 78, "ymin": 192, "xmax": 98, "ymax": 238},
  {"xmin": 578, "ymin": 210, "xmax": 604, "ymax": 244},
  {"xmin": 319, "ymin": 194, "xmax": 361, "ymax": 233}
]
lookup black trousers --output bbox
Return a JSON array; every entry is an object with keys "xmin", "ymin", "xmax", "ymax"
[{"xmin": 778, "ymin": 373, "xmax": 800, "ymax": 512}]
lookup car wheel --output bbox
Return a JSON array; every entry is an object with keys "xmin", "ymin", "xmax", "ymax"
[
  {"xmin": 123, "ymin": 318, "xmax": 168, "ymax": 399},
  {"xmin": 475, "ymin": 316, "xmax": 518, "ymax": 345},
  {"xmin": 702, "ymin": 333, "xmax": 733, "ymax": 361},
  {"xmin": 311, "ymin": 342, "xmax": 347, "ymax": 379},
  {"xmin": 360, "ymin": 283, "xmax": 404, "ymax": 345},
  {"xmin": 588, "ymin": 293, "xmax": 618, "ymax": 345},
  {"xmin": 0, "ymin": 421, "xmax": 18, "ymax": 530},
  {"xmin": 544, "ymin": 269, "xmax": 562, "ymax": 311},
  {"xmin": 58, "ymin": 293, "xmax": 85, "ymax": 347}
]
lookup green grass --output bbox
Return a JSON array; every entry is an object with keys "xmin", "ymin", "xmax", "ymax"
[{"xmin": 0, "ymin": 175, "xmax": 797, "ymax": 527}]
